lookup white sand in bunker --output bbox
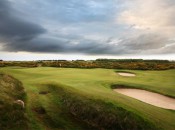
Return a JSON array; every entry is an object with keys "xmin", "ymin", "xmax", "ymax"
[
  {"xmin": 114, "ymin": 89, "xmax": 175, "ymax": 110},
  {"xmin": 118, "ymin": 72, "xmax": 135, "ymax": 77}
]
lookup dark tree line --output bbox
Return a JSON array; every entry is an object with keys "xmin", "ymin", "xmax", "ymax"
[{"xmin": 0, "ymin": 59, "xmax": 175, "ymax": 70}]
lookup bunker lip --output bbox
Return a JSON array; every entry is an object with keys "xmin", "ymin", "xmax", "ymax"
[
  {"xmin": 114, "ymin": 88, "xmax": 175, "ymax": 110},
  {"xmin": 117, "ymin": 72, "xmax": 136, "ymax": 77}
]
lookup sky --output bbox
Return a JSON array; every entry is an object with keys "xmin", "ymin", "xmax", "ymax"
[{"xmin": 0, "ymin": 0, "xmax": 175, "ymax": 61}]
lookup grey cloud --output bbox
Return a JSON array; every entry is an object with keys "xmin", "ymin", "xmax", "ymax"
[
  {"xmin": 3, "ymin": 35, "xmax": 120, "ymax": 55},
  {"xmin": 122, "ymin": 34, "xmax": 167, "ymax": 50},
  {"xmin": 10, "ymin": 0, "xmax": 118, "ymax": 24},
  {"xmin": 3, "ymin": 31, "xmax": 174, "ymax": 55},
  {"xmin": 0, "ymin": 0, "xmax": 174, "ymax": 56},
  {"xmin": 0, "ymin": 0, "xmax": 120, "ymax": 55},
  {"xmin": 158, "ymin": 44, "xmax": 175, "ymax": 54},
  {"xmin": 4, "ymin": 37, "xmax": 66, "ymax": 52},
  {"xmin": 0, "ymin": 0, "xmax": 46, "ymax": 44}
]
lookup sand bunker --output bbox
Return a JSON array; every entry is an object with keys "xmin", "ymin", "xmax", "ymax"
[
  {"xmin": 114, "ymin": 89, "xmax": 175, "ymax": 110},
  {"xmin": 118, "ymin": 72, "xmax": 136, "ymax": 77}
]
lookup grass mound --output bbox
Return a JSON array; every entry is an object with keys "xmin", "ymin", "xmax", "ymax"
[
  {"xmin": 46, "ymin": 83, "xmax": 158, "ymax": 130},
  {"xmin": 0, "ymin": 74, "xmax": 28, "ymax": 130},
  {"xmin": 38, "ymin": 91, "xmax": 50, "ymax": 95}
]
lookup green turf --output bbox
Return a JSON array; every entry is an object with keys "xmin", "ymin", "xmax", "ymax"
[{"xmin": 0, "ymin": 67, "xmax": 175, "ymax": 130}]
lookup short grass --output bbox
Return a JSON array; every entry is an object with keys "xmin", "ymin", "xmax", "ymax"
[{"xmin": 0, "ymin": 67, "xmax": 175, "ymax": 130}]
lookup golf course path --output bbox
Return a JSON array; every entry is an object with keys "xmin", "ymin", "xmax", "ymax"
[{"xmin": 114, "ymin": 89, "xmax": 175, "ymax": 110}]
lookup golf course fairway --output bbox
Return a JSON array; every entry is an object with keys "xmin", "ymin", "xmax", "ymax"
[{"xmin": 0, "ymin": 67, "xmax": 175, "ymax": 130}]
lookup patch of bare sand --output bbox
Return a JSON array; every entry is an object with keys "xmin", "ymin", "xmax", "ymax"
[
  {"xmin": 118, "ymin": 72, "xmax": 135, "ymax": 77},
  {"xmin": 114, "ymin": 89, "xmax": 175, "ymax": 110}
]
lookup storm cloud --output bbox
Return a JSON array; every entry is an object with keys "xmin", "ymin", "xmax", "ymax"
[
  {"xmin": 0, "ymin": 0, "xmax": 46, "ymax": 47},
  {"xmin": 0, "ymin": 0, "xmax": 175, "ymax": 57}
]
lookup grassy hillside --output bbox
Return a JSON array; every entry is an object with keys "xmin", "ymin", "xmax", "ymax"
[
  {"xmin": 0, "ymin": 74, "xmax": 28, "ymax": 130},
  {"xmin": 0, "ymin": 67, "xmax": 175, "ymax": 130}
]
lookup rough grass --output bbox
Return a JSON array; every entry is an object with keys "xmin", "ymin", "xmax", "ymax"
[
  {"xmin": 47, "ymin": 83, "xmax": 158, "ymax": 130},
  {"xmin": 0, "ymin": 67, "xmax": 175, "ymax": 130},
  {"xmin": 0, "ymin": 74, "xmax": 28, "ymax": 130},
  {"xmin": 31, "ymin": 84, "xmax": 91, "ymax": 130}
]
